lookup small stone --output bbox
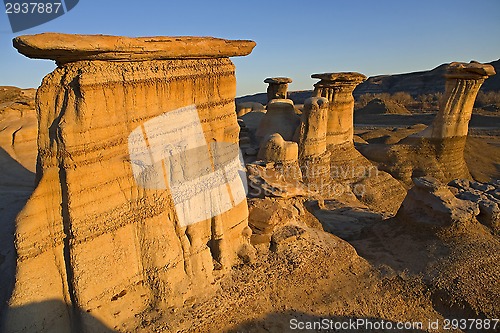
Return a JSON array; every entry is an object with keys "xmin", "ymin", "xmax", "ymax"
[
  {"xmin": 250, "ymin": 233, "xmax": 272, "ymax": 246},
  {"xmin": 413, "ymin": 176, "xmax": 441, "ymax": 192},
  {"xmin": 237, "ymin": 243, "xmax": 256, "ymax": 264}
]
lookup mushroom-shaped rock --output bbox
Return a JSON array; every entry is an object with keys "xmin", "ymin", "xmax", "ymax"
[
  {"xmin": 257, "ymin": 133, "xmax": 298, "ymax": 163},
  {"xmin": 419, "ymin": 61, "xmax": 496, "ymax": 139},
  {"xmin": 264, "ymin": 77, "xmax": 293, "ymax": 102},
  {"xmin": 13, "ymin": 33, "xmax": 256, "ymax": 64},
  {"xmin": 255, "ymin": 99, "xmax": 300, "ymax": 142},
  {"xmin": 6, "ymin": 33, "xmax": 255, "ymax": 333},
  {"xmin": 311, "ymin": 72, "xmax": 366, "ymax": 146}
]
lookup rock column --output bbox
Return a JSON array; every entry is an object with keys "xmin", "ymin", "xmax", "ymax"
[
  {"xmin": 312, "ymin": 72, "xmax": 366, "ymax": 146},
  {"xmin": 264, "ymin": 77, "xmax": 292, "ymax": 102},
  {"xmin": 416, "ymin": 61, "xmax": 496, "ymax": 181},
  {"xmin": 421, "ymin": 61, "xmax": 495, "ymax": 139},
  {"xmin": 310, "ymin": 72, "xmax": 406, "ymax": 209},
  {"xmin": 7, "ymin": 33, "xmax": 255, "ymax": 332},
  {"xmin": 298, "ymin": 97, "xmax": 331, "ymax": 191},
  {"xmin": 310, "ymin": 72, "xmax": 369, "ymax": 183}
]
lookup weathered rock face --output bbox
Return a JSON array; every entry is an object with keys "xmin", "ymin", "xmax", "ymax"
[
  {"xmin": 448, "ymin": 179, "xmax": 500, "ymax": 234},
  {"xmin": 264, "ymin": 77, "xmax": 292, "ymax": 102},
  {"xmin": 252, "ymin": 133, "xmax": 303, "ymax": 196},
  {"xmin": 312, "ymin": 72, "xmax": 366, "ymax": 146},
  {"xmin": 298, "ymin": 97, "xmax": 331, "ymax": 190},
  {"xmin": 396, "ymin": 177, "xmax": 480, "ymax": 230},
  {"xmin": 359, "ymin": 61, "xmax": 496, "ymax": 185},
  {"xmin": 7, "ymin": 34, "xmax": 255, "ymax": 332},
  {"xmin": 236, "ymin": 101, "xmax": 265, "ymax": 117},
  {"xmin": 258, "ymin": 133, "xmax": 298, "ymax": 164},
  {"xmin": 412, "ymin": 62, "xmax": 495, "ymax": 181},
  {"xmin": 298, "ymin": 97, "xmax": 328, "ymax": 160},
  {"xmin": 248, "ymin": 73, "xmax": 405, "ymax": 213},
  {"xmin": 308, "ymin": 73, "xmax": 406, "ymax": 212},
  {"xmin": 420, "ymin": 61, "xmax": 495, "ymax": 139},
  {"xmin": 310, "ymin": 72, "xmax": 370, "ymax": 183},
  {"xmin": 255, "ymin": 99, "xmax": 300, "ymax": 141},
  {"xmin": 0, "ymin": 87, "xmax": 37, "ymax": 172}
]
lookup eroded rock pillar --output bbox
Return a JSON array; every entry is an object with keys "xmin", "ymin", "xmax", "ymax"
[
  {"xmin": 312, "ymin": 72, "xmax": 366, "ymax": 146},
  {"xmin": 413, "ymin": 61, "xmax": 496, "ymax": 181},
  {"xmin": 255, "ymin": 99, "xmax": 300, "ymax": 142},
  {"xmin": 421, "ymin": 61, "xmax": 495, "ymax": 139},
  {"xmin": 264, "ymin": 77, "xmax": 292, "ymax": 102},
  {"xmin": 8, "ymin": 33, "xmax": 255, "ymax": 333},
  {"xmin": 298, "ymin": 97, "xmax": 331, "ymax": 190},
  {"xmin": 311, "ymin": 72, "xmax": 370, "ymax": 184}
]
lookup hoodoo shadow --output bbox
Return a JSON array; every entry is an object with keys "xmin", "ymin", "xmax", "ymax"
[
  {"xmin": 0, "ymin": 147, "xmax": 35, "ymax": 326},
  {"xmin": 225, "ymin": 311, "xmax": 428, "ymax": 333},
  {"xmin": 2, "ymin": 300, "xmax": 117, "ymax": 332}
]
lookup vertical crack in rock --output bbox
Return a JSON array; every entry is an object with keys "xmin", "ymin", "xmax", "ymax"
[
  {"xmin": 53, "ymin": 82, "xmax": 82, "ymax": 330},
  {"xmin": 58, "ymin": 163, "xmax": 82, "ymax": 332},
  {"xmin": 10, "ymin": 127, "xmax": 23, "ymax": 146},
  {"xmin": 208, "ymin": 216, "xmax": 223, "ymax": 269}
]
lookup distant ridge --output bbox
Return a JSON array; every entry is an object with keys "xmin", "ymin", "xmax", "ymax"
[
  {"xmin": 355, "ymin": 59, "xmax": 500, "ymax": 96},
  {"xmin": 236, "ymin": 59, "xmax": 500, "ymax": 104}
]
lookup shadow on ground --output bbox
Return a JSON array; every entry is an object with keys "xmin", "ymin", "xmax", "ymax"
[
  {"xmin": 0, "ymin": 147, "xmax": 35, "ymax": 325},
  {"xmin": 226, "ymin": 310, "xmax": 427, "ymax": 333},
  {"xmin": 1, "ymin": 300, "xmax": 116, "ymax": 332}
]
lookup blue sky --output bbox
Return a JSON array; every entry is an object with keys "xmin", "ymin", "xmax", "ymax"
[{"xmin": 0, "ymin": 0, "xmax": 499, "ymax": 96}]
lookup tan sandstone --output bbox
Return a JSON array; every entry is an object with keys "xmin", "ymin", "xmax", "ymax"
[
  {"xmin": 309, "ymin": 72, "xmax": 406, "ymax": 213},
  {"xmin": 359, "ymin": 61, "xmax": 496, "ymax": 185},
  {"xmin": 312, "ymin": 72, "xmax": 366, "ymax": 146},
  {"xmin": 6, "ymin": 33, "xmax": 255, "ymax": 333},
  {"xmin": 255, "ymin": 99, "xmax": 300, "ymax": 142},
  {"xmin": 257, "ymin": 133, "xmax": 298, "ymax": 163},
  {"xmin": 420, "ymin": 61, "xmax": 496, "ymax": 139},
  {"xmin": 298, "ymin": 97, "xmax": 331, "ymax": 191},
  {"xmin": 264, "ymin": 77, "xmax": 292, "ymax": 102},
  {"xmin": 13, "ymin": 33, "xmax": 256, "ymax": 64}
]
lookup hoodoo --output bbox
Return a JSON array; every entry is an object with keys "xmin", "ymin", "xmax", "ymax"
[{"xmin": 7, "ymin": 33, "xmax": 255, "ymax": 332}]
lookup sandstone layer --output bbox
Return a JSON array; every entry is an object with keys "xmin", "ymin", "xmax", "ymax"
[
  {"xmin": 255, "ymin": 99, "xmax": 300, "ymax": 141},
  {"xmin": 13, "ymin": 33, "xmax": 256, "ymax": 64},
  {"xmin": 6, "ymin": 34, "xmax": 255, "ymax": 333},
  {"xmin": 359, "ymin": 61, "xmax": 496, "ymax": 185},
  {"xmin": 312, "ymin": 72, "xmax": 366, "ymax": 146},
  {"xmin": 264, "ymin": 77, "xmax": 292, "ymax": 102},
  {"xmin": 309, "ymin": 72, "xmax": 406, "ymax": 213},
  {"xmin": 419, "ymin": 61, "xmax": 495, "ymax": 139},
  {"xmin": 298, "ymin": 97, "xmax": 331, "ymax": 191}
]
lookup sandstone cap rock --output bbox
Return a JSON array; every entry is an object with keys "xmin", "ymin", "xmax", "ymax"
[
  {"xmin": 446, "ymin": 61, "xmax": 496, "ymax": 80},
  {"xmin": 311, "ymin": 72, "xmax": 367, "ymax": 82},
  {"xmin": 264, "ymin": 77, "xmax": 293, "ymax": 84},
  {"xmin": 13, "ymin": 33, "xmax": 256, "ymax": 64}
]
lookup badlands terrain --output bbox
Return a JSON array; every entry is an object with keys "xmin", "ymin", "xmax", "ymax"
[{"xmin": 0, "ymin": 33, "xmax": 499, "ymax": 333}]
